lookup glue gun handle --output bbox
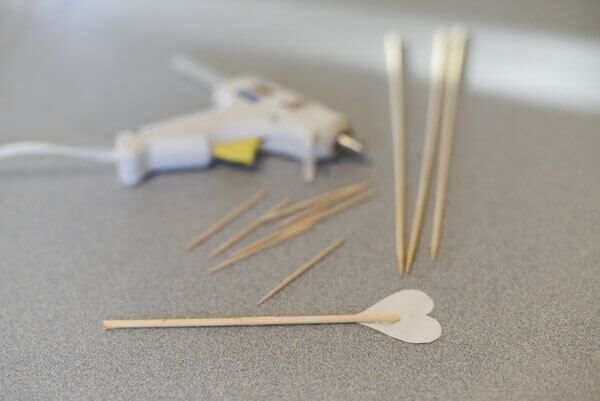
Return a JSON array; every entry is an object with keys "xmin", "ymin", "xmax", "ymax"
[{"xmin": 114, "ymin": 131, "xmax": 212, "ymax": 186}]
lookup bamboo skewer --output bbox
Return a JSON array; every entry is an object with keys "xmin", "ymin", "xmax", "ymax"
[
  {"xmin": 431, "ymin": 26, "xmax": 467, "ymax": 260},
  {"xmin": 405, "ymin": 30, "xmax": 449, "ymax": 273},
  {"xmin": 209, "ymin": 189, "xmax": 376, "ymax": 272},
  {"xmin": 210, "ymin": 197, "xmax": 293, "ymax": 257},
  {"xmin": 257, "ymin": 237, "xmax": 346, "ymax": 305},
  {"xmin": 185, "ymin": 189, "xmax": 267, "ymax": 252},
  {"xmin": 103, "ymin": 313, "xmax": 399, "ymax": 329},
  {"xmin": 384, "ymin": 32, "xmax": 406, "ymax": 276}
]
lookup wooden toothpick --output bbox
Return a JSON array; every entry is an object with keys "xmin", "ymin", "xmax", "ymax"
[
  {"xmin": 209, "ymin": 189, "xmax": 376, "ymax": 272},
  {"xmin": 103, "ymin": 313, "xmax": 399, "ymax": 329},
  {"xmin": 264, "ymin": 181, "xmax": 369, "ymax": 222},
  {"xmin": 277, "ymin": 202, "xmax": 328, "ymax": 229},
  {"xmin": 277, "ymin": 182, "xmax": 369, "ymax": 229},
  {"xmin": 209, "ymin": 220, "xmax": 314, "ymax": 272},
  {"xmin": 431, "ymin": 26, "xmax": 467, "ymax": 260},
  {"xmin": 384, "ymin": 32, "xmax": 406, "ymax": 276},
  {"xmin": 405, "ymin": 30, "xmax": 449, "ymax": 273},
  {"xmin": 185, "ymin": 189, "xmax": 267, "ymax": 252},
  {"xmin": 299, "ymin": 188, "xmax": 376, "ymax": 227},
  {"xmin": 210, "ymin": 197, "xmax": 293, "ymax": 257},
  {"xmin": 257, "ymin": 237, "xmax": 346, "ymax": 305}
]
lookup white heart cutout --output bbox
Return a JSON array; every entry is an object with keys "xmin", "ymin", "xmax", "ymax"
[{"xmin": 359, "ymin": 289, "xmax": 442, "ymax": 343}]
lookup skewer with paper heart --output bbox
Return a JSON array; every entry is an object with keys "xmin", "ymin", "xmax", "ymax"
[{"xmin": 103, "ymin": 289, "xmax": 442, "ymax": 344}]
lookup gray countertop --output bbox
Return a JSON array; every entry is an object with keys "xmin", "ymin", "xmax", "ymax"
[{"xmin": 1, "ymin": 1, "xmax": 599, "ymax": 399}]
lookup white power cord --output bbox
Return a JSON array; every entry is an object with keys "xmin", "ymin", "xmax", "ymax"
[{"xmin": 0, "ymin": 141, "xmax": 117, "ymax": 163}]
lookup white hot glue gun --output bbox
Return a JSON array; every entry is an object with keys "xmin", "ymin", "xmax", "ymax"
[{"xmin": 0, "ymin": 55, "xmax": 364, "ymax": 186}]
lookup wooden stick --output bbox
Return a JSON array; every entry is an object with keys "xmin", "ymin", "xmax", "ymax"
[
  {"xmin": 431, "ymin": 26, "xmax": 467, "ymax": 260},
  {"xmin": 384, "ymin": 32, "xmax": 406, "ymax": 276},
  {"xmin": 229, "ymin": 189, "xmax": 375, "ymax": 264},
  {"xmin": 277, "ymin": 202, "xmax": 328, "ymax": 229},
  {"xmin": 405, "ymin": 30, "xmax": 449, "ymax": 273},
  {"xmin": 222, "ymin": 220, "xmax": 308, "ymax": 264},
  {"xmin": 277, "ymin": 183, "xmax": 369, "ymax": 229},
  {"xmin": 264, "ymin": 181, "xmax": 369, "ymax": 222},
  {"xmin": 303, "ymin": 188, "xmax": 376, "ymax": 227},
  {"xmin": 228, "ymin": 230, "xmax": 284, "ymax": 259},
  {"xmin": 209, "ymin": 189, "xmax": 376, "ymax": 272},
  {"xmin": 257, "ymin": 237, "xmax": 346, "ymax": 305},
  {"xmin": 185, "ymin": 189, "xmax": 267, "ymax": 251},
  {"xmin": 210, "ymin": 197, "xmax": 292, "ymax": 257},
  {"xmin": 209, "ymin": 220, "xmax": 314, "ymax": 272},
  {"xmin": 103, "ymin": 313, "xmax": 399, "ymax": 329}
]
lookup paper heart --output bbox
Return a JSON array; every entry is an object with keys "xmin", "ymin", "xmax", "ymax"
[{"xmin": 359, "ymin": 289, "xmax": 442, "ymax": 343}]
